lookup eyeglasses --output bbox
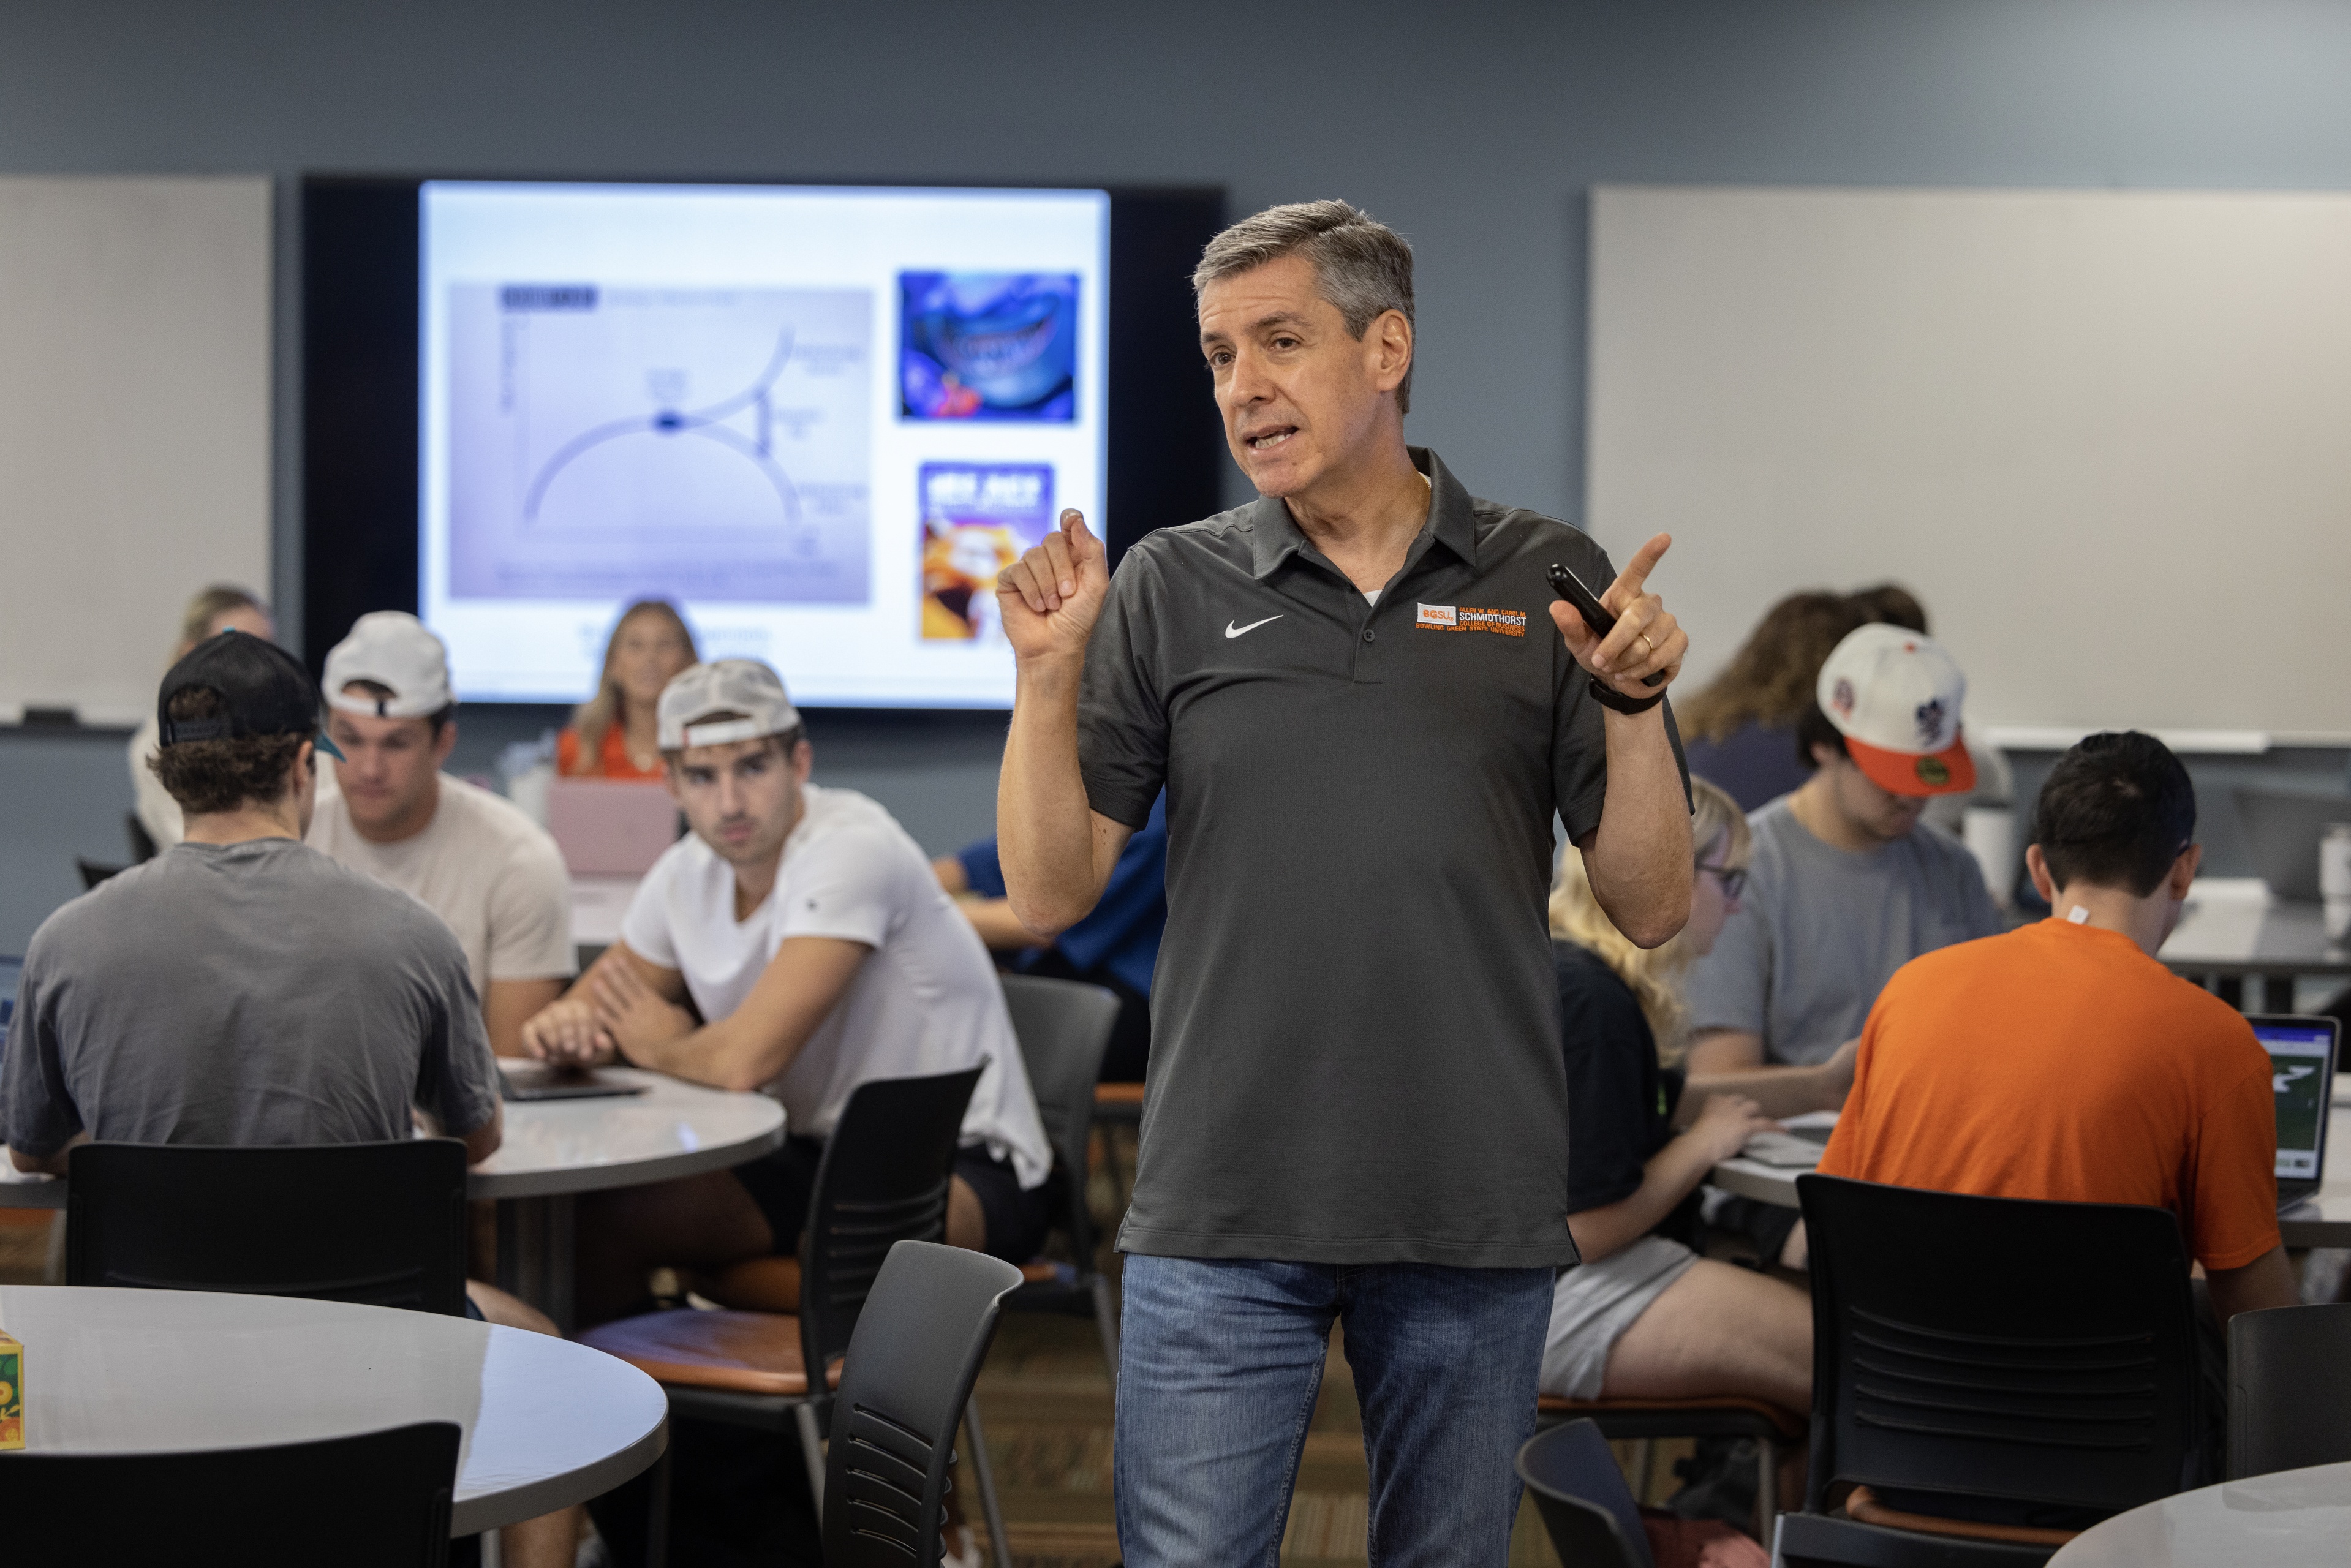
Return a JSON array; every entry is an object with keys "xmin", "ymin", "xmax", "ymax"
[{"xmin": 1696, "ymin": 862, "xmax": 1747, "ymax": 899}]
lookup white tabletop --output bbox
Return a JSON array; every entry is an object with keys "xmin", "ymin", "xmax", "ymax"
[
  {"xmin": 0, "ymin": 1066, "xmax": 786, "ymax": 1209},
  {"xmin": 465, "ymin": 1066, "xmax": 786, "ymax": 1200},
  {"xmin": 2160, "ymin": 878, "xmax": 2351, "ymax": 976},
  {"xmin": 0, "ymin": 1285, "xmax": 666, "ymax": 1535},
  {"xmin": 2048, "ymin": 1460, "xmax": 2351, "ymax": 1566}
]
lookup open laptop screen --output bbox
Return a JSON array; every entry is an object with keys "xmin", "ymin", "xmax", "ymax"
[{"xmin": 2254, "ymin": 1017, "xmax": 2338, "ymax": 1181}]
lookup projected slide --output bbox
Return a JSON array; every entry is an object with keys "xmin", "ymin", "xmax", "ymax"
[
  {"xmin": 448, "ymin": 284, "xmax": 872, "ymax": 603},
  {"xmin": 420, "ymin": 182, "xmax": 1109, "ymax": 705}
]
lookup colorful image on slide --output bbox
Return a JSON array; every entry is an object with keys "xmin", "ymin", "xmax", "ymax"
[
  {"xmin": 900, "ymin": 273, "xmax": 1077, "ymax": 421},
  {"xmin": 919, "ymin": 462, "xmax": 1054, "ymax": 641},
  {"xmin": 445, "ymin": 284, "xmax": 873, "ymax": 603}
]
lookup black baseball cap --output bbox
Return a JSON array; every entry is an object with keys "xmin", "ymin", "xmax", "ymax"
[{"xmin": 157, "ymin": 630, "xmax": 345, "ymax": 760}]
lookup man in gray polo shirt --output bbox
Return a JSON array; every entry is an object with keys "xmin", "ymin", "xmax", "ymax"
[{"xmin": 995, "ymin": 202, "xmax": 1697, "ymax": 1566}]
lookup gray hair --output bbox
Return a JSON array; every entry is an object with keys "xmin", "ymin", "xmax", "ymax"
[{"xmin": 1193, "ymin": 200, "xmax": 1417, "ymax": 415}]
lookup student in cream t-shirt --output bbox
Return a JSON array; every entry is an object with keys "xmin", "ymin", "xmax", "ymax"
[
  {"xmin": 306, "ymin": 612, "xmax": 575, "ymax": 1053},
  {"xmin": 520, "ymin": 660, "xmax": 1052, "ymax": 1326}
]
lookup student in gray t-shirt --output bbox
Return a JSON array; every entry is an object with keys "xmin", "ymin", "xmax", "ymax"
[
  {"xmin": 1687, "ymin": 624, "xmax": 2001, "ymax": 1074},
  {"xmin": 2, "ymin": 633, "xmax": 499, "ymax": 1165},
  {"xmin": 1, "ymin": 631, "xmax": 572, "ymax": 1568}
]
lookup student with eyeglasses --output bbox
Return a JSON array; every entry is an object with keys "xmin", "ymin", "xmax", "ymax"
[{"xmin": 1539, "ymin": 777, "xmax": 1852, "ymax": 1421}]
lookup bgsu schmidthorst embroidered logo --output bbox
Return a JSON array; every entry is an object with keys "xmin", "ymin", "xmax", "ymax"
[{"xmin": 1416, "ymin": 603, "xmax": 1526, "ymax": 638}]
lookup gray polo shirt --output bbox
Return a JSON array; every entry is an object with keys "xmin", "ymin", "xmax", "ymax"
[{"xmin": 1079, "ymin": 447, "xmax": 1688, "ymax": 1268}]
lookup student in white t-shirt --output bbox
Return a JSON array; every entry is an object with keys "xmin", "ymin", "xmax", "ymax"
[
  {"xmin": 306, "ymin": 612, "xmax": 576, "ymax": 1054},
  {"xmin": 521, "ymin": 660, "xmax": 1054, "ymax": 1325}
]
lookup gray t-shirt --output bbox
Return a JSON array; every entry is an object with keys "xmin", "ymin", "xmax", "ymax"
[
  {"xmin": 1685, "ymin": 795, "xmax": 2001, "ymax": 1065},
  {"xmin": 1077, "ymin": 446, "xmax": 1687, "ymax": 1268},
  {"xmin": 0, "ymin": 838, "xmax": 500, "ymax": 1156}
]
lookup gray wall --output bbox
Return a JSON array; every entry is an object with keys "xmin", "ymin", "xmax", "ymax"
[{"xmin": 7, "ymin": 0, "xmax": 2351, "ymax": 949}]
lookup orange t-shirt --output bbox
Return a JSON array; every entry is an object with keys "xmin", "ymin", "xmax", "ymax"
[
  {"xmin": 1817, "ymin": 918, "xmax": 2279, "ymax": 1271},
  {"xmin": 556, "ymin": 724, "xmax": 666, "ymax": 782}
]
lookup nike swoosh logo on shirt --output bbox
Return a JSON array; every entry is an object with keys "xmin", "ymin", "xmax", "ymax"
[{"xmin": 1225, "ymin": 616, "xmax": 1283, "ymax": 639}]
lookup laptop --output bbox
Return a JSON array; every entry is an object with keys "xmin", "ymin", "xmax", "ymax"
[
  {"xmin": 497, "ymin": 1060, "xmax": 649, "ymax": 1102},
  {"xmin": 2235, "ymin": 787, "xmax": 2351, "ymax": 902},
  {"xmin": 545, "ymin": 779, "xmax": 682, "ymax": 877},
  {"xmin": 2252, "ymin": 1014, "xmax": 2340, "ymax": 1210}
]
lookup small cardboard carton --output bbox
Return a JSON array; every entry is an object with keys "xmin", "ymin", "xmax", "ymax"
[{"xmin": 0, "ymin": 1327, "xmax": 20, "ymax": 1449}]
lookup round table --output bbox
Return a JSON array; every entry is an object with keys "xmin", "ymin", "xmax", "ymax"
[
  {"xmin": 469, "ymin": 1066, "xmax": 786, "ymax": 1330},
  {"xmin": 2048, "ymin": 1460, "xmax": 2351, "ymax": 1566},
  {"xmin": 0, "ymin": 1284, "xmax": 667, "ymax": 1536},
  {"xmin": 0, "ymin": 1068, "xmax": 787, "ymax": 1329}
]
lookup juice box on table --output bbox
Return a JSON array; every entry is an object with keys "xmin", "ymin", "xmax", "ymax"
[{"xmin": 0, "ymin": 1328, "xmax": 20, "ymax": 1449}]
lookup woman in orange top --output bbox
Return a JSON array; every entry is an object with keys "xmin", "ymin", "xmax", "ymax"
[{"xmin": 556, "ymin": 600, "xmax": 700, "ymax": 780}]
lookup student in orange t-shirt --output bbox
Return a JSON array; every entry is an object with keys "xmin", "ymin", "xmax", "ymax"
[
  {"xmin": 556, "ymin": 600, "xmax": 699, "ymax": 780},
  {"xmin": 1816, "ymin": 729, "xmax": 2298, "ymax": 1325}
]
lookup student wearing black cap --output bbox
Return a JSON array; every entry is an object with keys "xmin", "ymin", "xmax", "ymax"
[{"xmin": 0, "ymin": 631, "xmax": 581, "ymax": 1568}]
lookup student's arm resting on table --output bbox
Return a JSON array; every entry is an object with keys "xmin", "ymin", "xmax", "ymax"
[
  {"xmin": 484, "ymin": 978, "xmax": 568, "ymax": 1058},
  {"xmin": 9, "ymin": 1134, "xmax": 81, "ymax": 1175},
  {"xmin": 2207, "ymin": 1246, "xmax": 2299, "ymax": 1321},
  {"xmin": 459, "ymin": 1103, "xmax": 503, "ymax": 1165},
  {"xmin": 1568, "ymin": 1093, "xmax": 1776, "ymax": 1263},
  {"xmin": 592, "ymin": 935, "xmax": 871, "ymax": 1094},
  {"xmin": 1557, "ymin": 535, "xmax": 1694, "ymax": 949},
  {"xmin": 1681, "ymin": 1038, "xmax": 1858, "ymax": 1120},
  {"xmin": 996, "ymin": 510, "xmax": 1137, "ymax": 936},
  {"xmin": 519, "ymin": 941, "xmax": 682, "ymax": 1065}
]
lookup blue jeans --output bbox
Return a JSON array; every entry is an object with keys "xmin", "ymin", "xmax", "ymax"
[{"xmin": 1114, "ymin": 1256, "xmax": 1553, "ymax": 1567}]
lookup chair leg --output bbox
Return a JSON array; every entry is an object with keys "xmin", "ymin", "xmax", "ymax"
[
  {"xmin": 962, "ymin": 1393, "xmax": 1013, "ymax": 1568},
  {"xmin": 1756, "ymin": 1434, "xmax": 1777, "ymax": 1555},
  {"xmin": 646, "ymin": 1440, "xmax": 672, "ymax": 1568},
  {"xmin": 1091, "ymin": 1270, "xmax": 1121, "ymax": 1396},
  {"xmin": 794, "ymin": 1400, "xmax": 828, "ymax": 1526},
  {"xmin": 1632, "ymin": 1438, "xmax": 1656, "ymax": 1503}
]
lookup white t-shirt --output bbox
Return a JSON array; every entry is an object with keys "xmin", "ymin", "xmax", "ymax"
[
  {"xmin": 619, "ymin": 783, "xmax": 1052, "ymax": 1189},
  {"xmin": 308, "ymin": 772, "xmax": 576, "ymax": 999}
]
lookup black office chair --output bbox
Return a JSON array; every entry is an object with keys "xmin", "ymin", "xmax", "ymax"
[
  {"xmin": 2229, "ymin": 1303, "xmax": 2351, "ymax": 1479},
  {"xmin": 998, "ymin": 973, "xmax": 1123, "ymax": 1384},
  {"xmin": 581, "ymin": 1067, "xmax": 1008, "ymax": 1564},
  {"xmin": 66, "ymin": 1139, "xmax": 470, "ymax": 1315},
  {"xmin": 1781, "ymin": 1175, "xmax": 2203, "ymax": 1567},
  {"xmin": 0, "ymin": 1420, "xmax": 461, "ymax": 1566},
  {"xmin": 821, "ymin": 1240, "xmax": 1025, "ymax": 1566},
  {"xmin": 75, "ymin": 856, "xmax": 127, "ymax": 890},
  {"xmin": 126, "ymin": 812, "xmax": 159, "ymax": 863},
  {"xmin": 1516, "ymin": 1417, "xmax": 1655, "ymax": 1568}
]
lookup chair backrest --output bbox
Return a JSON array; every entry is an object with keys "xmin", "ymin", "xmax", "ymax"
[
  {"xmin": 1515, "ymin": 1419, "xmax": 1655, "ymax": 1568},
  {"xmin": 799, "ymin": 1065, "xmax": 986, "ymax": 1371},
  {"xmin": 2229, "ymin": 1303, "xmax": 2351, "ymax": 1479},
  {"xmin": 75, "ymin": 856, "xmax": 127, "ymax": 890},
  {"xmin": 823, "ymin": 1240, "xmax": 1024, "ymax": 1568},
  {"xmin": 67, "ymin": 1140, "xmax": 470, "ymax": 1316},
  {"xmin": 1799, "ymin": 1174, "xmax": 2203, "ymax": 1517},
  {"xmin": 1000, "ymin": 973, "xmax": 1121, "ymax": 1256},
  {"xmin": 0, "ymin": 1419, "xmax": 459, "ymax": 1566},
  {"xmin": 126, "ymin": 811, "xmax": 159, "ymax": 864}
]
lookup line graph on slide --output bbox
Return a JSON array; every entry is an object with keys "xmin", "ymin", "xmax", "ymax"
[{"xmin": 445, "ymin": 284, "xmax": 872, "ymax": 604}]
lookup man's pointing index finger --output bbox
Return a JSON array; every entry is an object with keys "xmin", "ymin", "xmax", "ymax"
[{"xmin": 1609, "ymin": 532, "xmax": 1674, "ymax": 605}]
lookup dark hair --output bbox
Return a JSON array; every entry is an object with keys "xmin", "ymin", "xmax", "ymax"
[
  {"xmin": 1794, "ymin": 703, "xmax": 1849, "ymax": 772},
  {"xmin": 2032, "ymin": 731, "xmax": 2195, "ymax": 897},
  {"xmin": 1846, "ymin": 583, "xmax": 1929, "ymax": 635},
  {"xmin": 149, "ymin": 687, "xmax": 308, "ymax": 814},
  {"xmin": 340, "ymin": 679, "xmax": 455, "ymax": 736},
  {"xmin": 1678, "ymin": 591, "xmax": 1864, "ymax": 743}
]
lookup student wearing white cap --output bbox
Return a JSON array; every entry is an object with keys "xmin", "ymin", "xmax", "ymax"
[
  {"xmin": 519, "ymin": 659, "xmax": 1054, "ymax": 1324},
  {"xmin": 1685, "ymin": 624, "xmax": 2001, "ymax": 1092},
  {"xmin": 307, "ymin": 611, "xmax": 576, "ymax": 1055}
]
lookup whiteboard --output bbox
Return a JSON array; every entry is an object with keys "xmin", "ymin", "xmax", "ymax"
[
  {"xmin": 0, "ymin": 176, "xmax": 271, "ymax": 725},
  {"xmin": 1587, "ymin": 186, "xmax": 2351, "ymax": 744}
]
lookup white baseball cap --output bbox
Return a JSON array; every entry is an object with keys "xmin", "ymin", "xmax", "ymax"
[
  {"xmin": 322, "ymin": 611, "xmax": 455, "ymax": 719},
  {"xmin": 1816, "ymin": 624, "xmax": 1976, "ymax": 797},
  {"xmin": 657, "ymin": 659, "xmax": 802, "ymax": 752}
]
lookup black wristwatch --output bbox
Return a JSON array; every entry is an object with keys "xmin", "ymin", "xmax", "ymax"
[{"xmin": 1586, "ymin": 676, "xmax": 1669, "ymax": 716}]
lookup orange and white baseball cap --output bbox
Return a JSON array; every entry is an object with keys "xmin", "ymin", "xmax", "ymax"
[{"xmin": 1816, "ymin": 624, "xmax": 1976, "ymax": 797}]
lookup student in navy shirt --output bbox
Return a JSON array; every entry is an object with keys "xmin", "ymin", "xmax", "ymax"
[{"xmin": 935, "ymin": 792, "xmax": 1166, "ymax": 1081}]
